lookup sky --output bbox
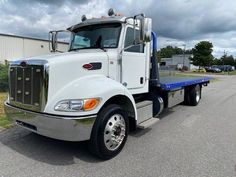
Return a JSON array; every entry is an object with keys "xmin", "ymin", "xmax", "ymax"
[{"xmin": 0, "ymin": 0, "xmax": 236, "ymax": 58}]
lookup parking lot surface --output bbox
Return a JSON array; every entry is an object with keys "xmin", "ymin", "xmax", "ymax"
[{"xmin": 1, "ymin": 75, "xmax": 236, "ymax": 177}]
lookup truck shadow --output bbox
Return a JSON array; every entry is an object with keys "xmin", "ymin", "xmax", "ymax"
[
  {"xmin": 0, "ymin": 109, "xmax": 176, "ymax": 165},
  {"xmin": 0, "ymin": 127, "xmax": 102, "ymax": 165},
  {"xmin": 130, "ymin": 108, "xmax": 175, "ymax": 138},
  {"xmin": 158, "ymin": 108, "xmax": 175, "ymax": 119}
]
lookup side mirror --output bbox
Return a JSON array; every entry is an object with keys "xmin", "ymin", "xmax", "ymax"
[
  {"xmin": 49, "ymin": 31, "xmax": 58, "ymax": 52},
  {"xmin": 140, "ymin": 18, "xmax": 152, "ymax": 42},
  {"xmin": 140, "ymin": 17, "xmax": 144, "ymax": 42},
  {"xmin": 49, "ymin": 30, "xmax": 70, "ymax": 52}
]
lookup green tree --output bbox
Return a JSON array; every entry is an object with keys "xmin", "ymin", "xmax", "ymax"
[
  {"xmin": 191, "ymin": 41, "xmax": 214, "ymax": 67},
  {"xmin": 158, "ymin": 46, "xmax": 182, "ymax": 58},
  {"xmin": 212, "ymin": 58, "xmax": 221, "ymax": 65},
  {"xmin": 0, "ymin": 64, "xmax": 8, "ymax": 92},
  {"xmin": 221, "ymin": 54, "xmax": 235, "ymax": 66},
  {"xmin": 157, "ymin": 46, "xmax": 192, "ymax": 62},
  {"xmin": 213, "ymin": 54, "xmax": 236, "ymax": 66}
]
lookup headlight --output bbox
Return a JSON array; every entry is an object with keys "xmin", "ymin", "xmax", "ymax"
[{"xmin": 54, "ymin": 98, "xmax": 100, "ymax": 112}]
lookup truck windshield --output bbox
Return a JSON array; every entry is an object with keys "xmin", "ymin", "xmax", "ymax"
[{"xmin": 70, "ymin": 23, "xmax": 121, "ymax": 51}]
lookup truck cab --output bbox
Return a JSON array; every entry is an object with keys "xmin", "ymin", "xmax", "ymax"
[{"xmin": 4, "ymin": 9, "xmax": 210, "ymax": 159}]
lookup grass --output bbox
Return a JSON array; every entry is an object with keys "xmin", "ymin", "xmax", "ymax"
[
  {"xmin": 160, "ymin": 70, "xmax": 220, "ymax": 84},
  {"xmin": 190, "ymin": 70, "xmax": 236, "ymax": 76},
  {"xmin": 175, "ymin": 72, "xmax": 220, "ymax": 83},
  {"xmin": 228, "ymin": 70, "xmax": 236, "ymax": 75},
  {"xmin": 0, "ymin": 92, "xmax": 12, "ymax": 129}
]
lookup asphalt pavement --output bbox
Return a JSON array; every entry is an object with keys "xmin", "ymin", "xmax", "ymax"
[{"xmin": 1, "ymin": 75, "xmax": 236, "ymax": 177}]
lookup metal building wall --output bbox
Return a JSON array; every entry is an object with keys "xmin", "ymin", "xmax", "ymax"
[
  {"xmin": 0, "ymin": 35, "xmax": 24, "ymax": 61},
  {"xmin": 0, "ymin": 34, "xmax": 69, "ymax": 62},
  {"xmin": 172, "ymin": 55, "xmax": 192, "ymax": 69}
]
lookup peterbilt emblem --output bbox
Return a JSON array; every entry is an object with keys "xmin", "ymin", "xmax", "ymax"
[
  {"xmin": 83, "ymin": 63, "xmax": 93, "ymax": 70},
  {"xmin": 83, "ymin": 62, "xmax": 102, "ymax": 70},
  {"xmin": 20, "ymin": 61, "xmax": 27, "ymax": 67}
]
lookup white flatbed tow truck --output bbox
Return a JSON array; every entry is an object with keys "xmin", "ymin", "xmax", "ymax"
[{"xmin": 4, "ymin": 9, "xmax": 211, "ymax": 159}]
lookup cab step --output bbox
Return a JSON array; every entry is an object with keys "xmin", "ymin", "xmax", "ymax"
[{"xmin": 137, "ymin": 117, "xmax": 160, "ymax": 129}]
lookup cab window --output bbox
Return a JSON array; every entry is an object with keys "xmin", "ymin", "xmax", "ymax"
[{"xmin": 124, "ymin": 27, "xmax": 144, "ymax": 53}]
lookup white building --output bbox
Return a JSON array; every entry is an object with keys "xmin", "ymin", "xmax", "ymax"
[
  {"xmin": 161, "ymin": 54, "xmax": 194, "ymax": 70},
  {"xmin": 0, "ymin": 33, "xmax": 69, "ymax": 64}
]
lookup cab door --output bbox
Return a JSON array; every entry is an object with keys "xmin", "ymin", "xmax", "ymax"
[{"xmin": 121, "ymin": 27, "xmax": 147, "ymax": 90}]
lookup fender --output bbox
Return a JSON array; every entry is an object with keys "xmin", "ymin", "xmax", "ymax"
[{"xmin": 44, "ymin": 75, "xmax": 137, "ymax": 119}]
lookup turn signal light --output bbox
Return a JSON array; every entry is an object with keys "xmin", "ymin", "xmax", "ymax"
[{"xmin": 83, "ymin": 98, "xmax": 100, "ymax": 111}]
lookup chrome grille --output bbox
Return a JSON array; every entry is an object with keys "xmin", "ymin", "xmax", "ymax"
[{"xmin": 9, "ymin": 60, "xmax": 49, "ymax": 112}]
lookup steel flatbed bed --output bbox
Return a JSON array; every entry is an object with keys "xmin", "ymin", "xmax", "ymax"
[{"xmin": 159, "ymin": 76, "xmax": 212, "ymax": 91}]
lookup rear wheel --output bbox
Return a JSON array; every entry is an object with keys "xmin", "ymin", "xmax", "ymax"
[
  {"xmin": 185, "ymin": 84, "xmax": 201, "ymax": 106},
  {"xmin": 89, "ymin": 104, "xmax": 128, "ymax": 160}
]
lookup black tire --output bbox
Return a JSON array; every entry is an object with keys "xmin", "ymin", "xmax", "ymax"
[
  {"xmin": 184, "ymin": 84, "xmax": 201, "ymax": 106},
  {"xmin": 88, "ymin": 104, "xmax": 129, "ymax": 160}
]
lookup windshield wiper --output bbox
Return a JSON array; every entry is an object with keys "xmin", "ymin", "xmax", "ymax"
[
  {"xmin": 69, "ymin": 46, "xmax": 107, "ymax": 52},
  {"xmin": 69, "ymin": 48, "xmax": 80, "ymax": 51},
  {"xmin": 69, "ymin": 47, "xmax": 91, "ymax": 51},
  {"xmin": 97, "ymin": 47, "xmax": 107, "ymax": 52}
]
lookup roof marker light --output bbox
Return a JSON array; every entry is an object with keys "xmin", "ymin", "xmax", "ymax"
[
  {"xmin": 81, "ymin": 15, "xmax": 87, "ymax": 22},
  {"xmin": 108, "ymin": 8, "xmax": 115, "ymax": 16}
]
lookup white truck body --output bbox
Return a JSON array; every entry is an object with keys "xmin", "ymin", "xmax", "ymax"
[{"xmin": 4, "ymin": 10, "xmax": 210, "ymax": 159}]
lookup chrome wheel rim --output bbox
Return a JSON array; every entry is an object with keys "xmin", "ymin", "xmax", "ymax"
[
  {"xmin": 104, "ymin": 114, "xmax": 126, "ymax": 151},
  {"xmin": 196, "ymin": 86, "xmax": 200, "ymax": 103}
]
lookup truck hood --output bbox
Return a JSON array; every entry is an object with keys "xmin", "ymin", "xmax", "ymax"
[
  {"xmin": 24, "ymin": 50, "xmax": 110, "ymax": 101},
  {"xmin": 25, "ymin": 49, "xmax": 108, "ymax": 64}
]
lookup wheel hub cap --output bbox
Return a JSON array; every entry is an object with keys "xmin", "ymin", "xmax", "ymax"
[
  {"xmin": 196, "ymin": 86, "xmax": 200, "ymax": 102},
  {"xmin": 104, "ymin": 114, "xmax": 126, "ymax": 151}
]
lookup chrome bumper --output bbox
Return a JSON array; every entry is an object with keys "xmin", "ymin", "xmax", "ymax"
[{"xmin": 4, "ymin": 102, "xmax": 96, "ymax": 141}]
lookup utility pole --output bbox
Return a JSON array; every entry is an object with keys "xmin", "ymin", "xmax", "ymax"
[
  {"xmin": 182, "ymin": 44, "xmax": 186, "ymax": 70},
  {"xmin": 223, "ymin": 50, "xmax": 227, "ymax": 72}
]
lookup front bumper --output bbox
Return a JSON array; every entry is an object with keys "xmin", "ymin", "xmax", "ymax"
[{"xmin": 4, "ymin": 102, "xmax": 96, "ymax": 141}]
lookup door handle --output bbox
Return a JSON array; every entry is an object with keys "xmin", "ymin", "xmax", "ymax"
[{"xmin": 140, "ymin": 77, "xmax": 144, "ymax": 84}]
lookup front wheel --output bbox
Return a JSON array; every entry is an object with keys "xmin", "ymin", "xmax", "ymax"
[{"xmin": 89, "ymin": 104, "xmax": 129, "ymax": 160}]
